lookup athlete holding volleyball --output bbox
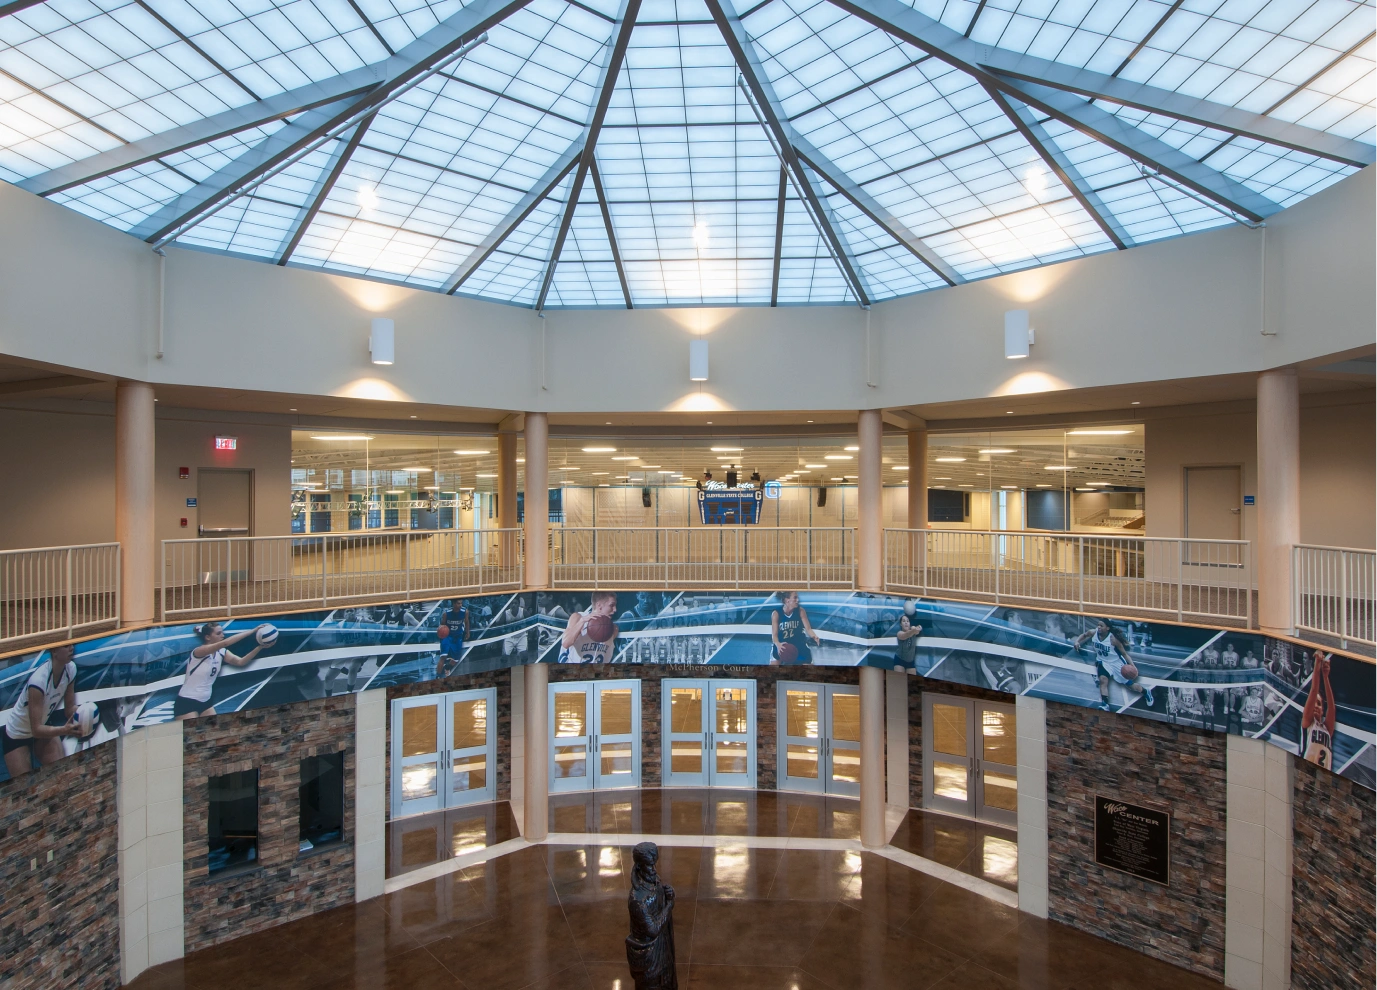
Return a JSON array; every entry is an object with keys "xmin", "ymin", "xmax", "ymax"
[
  {"xmin": 2, "ymin": 644, "xmax": 78, "ymax": 778},
  {"xmin": 559, "ymin": 592, "xmax": 619, "ymax": 664},
  {"xmin": 771, "ymin": 591, "xmax": 820, "ymax": 664},
  {"xmin": 174, "ymin": 622, "xmax": 273, "ymax": 720},
  {"xmin": 1074, "ymin": 618, "xmax": 1155, "ymax": 711}
]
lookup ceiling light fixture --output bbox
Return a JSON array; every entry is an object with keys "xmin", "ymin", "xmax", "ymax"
[
  {"xmin": 979, "ymin": 448, "xmax": 1015, "ymax": 454},
  {"xmin": 582, "ymin": 446, "xmax": 617, "ymax": 453},
  {"xmin": 894, "ymin": 466, "xmax": 909, "ymax": 471},
  {"xmin": 454, "ymin": 449, "xmax": 490, "ymax": 456},
  {"xmin": 824, "ymin": 455, "xmax": 852, "ymax": 460},
  {"xmin": 935, "ymin": 456, "xmax": 966, "ymax": 463},
  {"xmin": 1045, "ymin": 465, "xmax": 1074, "ymax": 471},
  {"xmin": 711, "ymin": 447, "xmax": 743, "ymax": 452},
  {"xmin": 1066, "ymin": 429, "xmax": 1134, "ymax": 435},
  {"xmin": 804, "ymin": 463, "xmax": 826, "ymax": 469},
  {"xmin": 611, "ymin": 456, "xmax": 638, "ymax": 461},
  {"xmin": 844, "ymin": 445, "xmax": 859, "ymax": 452},
  {"xmin": 402, "ymin": 467, "xmax": 432, "ymax": 472},
  {"xmin": 476, "ymin": 473, "xmax": 496, "ymax": 478},
  {"xmin": 311, "ymin": 434, "xmax": 374, "ymax": 441}
]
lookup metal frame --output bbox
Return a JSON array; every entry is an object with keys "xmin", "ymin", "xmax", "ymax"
[
  {"xmin": 589, "ymin": 160, "xmax": 633, "ymax": 309},
  {"xmin": 275, "ymin": 114, "xmax": 376, "ymax": 266}
]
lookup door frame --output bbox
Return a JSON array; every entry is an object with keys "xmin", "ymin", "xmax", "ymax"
[
  {"xmin": 196, "ymin": 467, "xmax": 255, "ymax": 538},
  {"xmin": 776, "ymin": 681, "xmax": 860, "ymax": 797},
  {"xmin": 1182, "ymin": 463, "xmax": 1243, "ymax": 540},
  {"xmin": 548, "ymin": 679, "xmax": 642, "ymax": 793},
  {"xmin": 389, "ymin": 687, "xmax": 499, "ymax": 820},
  {"xmin": 661, "ymin": 678, "xmax": 757, "ymax": 788},
  {"xmin": 921, "ymin": 692, "xmax": 1018, "ymax": 826}
]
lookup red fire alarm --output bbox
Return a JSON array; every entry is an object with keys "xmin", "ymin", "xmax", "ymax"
[
  {"xmin": 179, "ymin": 467, "xmax": 190, "ymax": 480},
  {"xmin": 180, "ymin": 518, "xmax": 188, "ymax": 527}
]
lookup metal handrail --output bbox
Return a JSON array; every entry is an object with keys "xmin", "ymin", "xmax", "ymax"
[
  {"xmin": 1293, "ymin": 544, "xmax": 1376, "ymax": 648},
  {"xmin": 0, "ymin": 542, "xmax": 121, "ymax": 647}
]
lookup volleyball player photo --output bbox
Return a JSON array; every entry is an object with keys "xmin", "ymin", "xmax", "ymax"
[
  {"xmin": 1, "ymin": 643, "xmax": 85, "ymax": 778},
  {"xmin": 174, "ymin": 622, "xmax": 277, "ymax": 720},
  {"xmin": 770, "ymin": 591, "xmax": 821, "ymax": 665},
  {"xmin": 559, "ymin": 592, "xmax": 619, "ymax": 664},
  {"xmin": 1074, "ymin": 618, "xmax": 1155, "ymax": 711}
]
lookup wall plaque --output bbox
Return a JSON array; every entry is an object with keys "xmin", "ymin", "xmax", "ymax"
[{"xmin": 1094, "ymin": 795, "xmax": 1170, "ymax": 886}]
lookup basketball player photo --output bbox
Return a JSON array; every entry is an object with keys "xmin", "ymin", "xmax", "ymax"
[
  {"xmin": 174, "ymin": 622, "xmax": 277, "ymax": 720},
  {"xmin": 559, "ymin": 592, "xmax": 619, "ymax": 664},
  {"xmin": 2, "ymin": 644, "xmax": 84, "ymax": 778},
  {"xmin": 770, "ymin": 591, "xmax": 821, "ymax": 665},
  {"xmin": 1074, "ymin": 618, "xmax": 1155, "ymax": 711},
  {"xmin": 1300, "ymin": 650, "xmax": 1337, "ymax": 769}
]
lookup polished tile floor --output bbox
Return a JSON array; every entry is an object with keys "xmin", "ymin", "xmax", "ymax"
[{"xmin": 130, "ymin": 790, "xmax": 1222, "ymax": 990}]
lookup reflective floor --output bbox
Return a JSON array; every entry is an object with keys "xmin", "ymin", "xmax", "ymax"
[{"xmin": 128, "ymin": 838, "xmax": 1224, "ymax": 990}]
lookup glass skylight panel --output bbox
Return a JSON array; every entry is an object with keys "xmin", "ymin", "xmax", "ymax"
[
  {"xmin": 1206, "ymin": 136, "xmax": 1356, "ymax": 207},
  {"xmin": 1265, "ymin": 34, "xmax": 1374, "ymax": 139},
  {"xmin": 457, "ymin": 181, "xmax": 567, "ymax": 303},
  {"xmin": 1091, "ymin": 174, "xmax": 1234, "ymax": 243},
  {"xmin": 925, "ymin": 196, "xmax": 1113, "ymax": 280},
  {"xmin": 773, "ymin": 192, "xmax": 850, "ymax": 303},
  {"xmin": 546, "ymin": 196, "xmax": 628, "ymax": 307},
  {"xmin": 49, "ymin": 159, "xmax": 192, "ymax": 229},
  {"xmin": 0, "ymin": 70, "xmax": 123, "ymax": 180}
]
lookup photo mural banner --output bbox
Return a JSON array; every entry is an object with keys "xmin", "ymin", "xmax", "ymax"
[{"xmin": 1, "ymin": 590, "xmax": 1371, "ymax": 791}]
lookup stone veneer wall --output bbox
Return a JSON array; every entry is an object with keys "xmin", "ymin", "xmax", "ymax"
[
  {"xmin": 1046, "ymin": 702, "xmax": 1227, "ymax": 979},
  {"xmin": 182, "ymin": 695, "xmax": 356, "ymax": 951},
  {"xmin": 385, "ymin": 669, "xmax": 513, "ymax": 810},
  {"xmin": 1290, "ymin": 756, "xmax": 1376, "ymax": 990},
  {"xmin": 0, "ymin": 741, "xmax": 121, "ymax": 989}
]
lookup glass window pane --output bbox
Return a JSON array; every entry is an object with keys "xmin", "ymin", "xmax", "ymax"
[
  {"xmin": 786, "ymin": 743, "xmax": 819, "ymax": 779},
  {"xmin": 831, "ymin": 746, "xmax": 861, "ymax": 783},
  {"xmin": 600, "ymin": 688, "xmax": 633, "ymax": 736},
  {"xmin": 401, "ymin": 763, "xmax": 438, "ymax": 800},
  {"xmin": 981, "ymin": 708, "xmax": 1017, "ymax": 766},
  {"xmin": 453, "ymin": 753, "xmax": 487, "ymax": 792},
  {"xmin": 298, "ymin": 752, "xmax": 344, "ymax": 850},
  {"xmin": 671, "ymin": 687, "xmax": 703, "ymax": 732},
  {"xmin": 831, "ymin": 693, "xmax": 860, "ymax": 743},
  {"xmin": 554, "ymin": 744, "xmax": 587, "ymax": 779},
  {"xmin": 402, "ymin": 704, "xmax": 438, "ymax": 757},
  {"xmin": 785, "ymin": 690, "xmax": 820, "ymax": 739},
  {"xmin": 208, "ymin": 769, "xmax": 258, "ymax": 874},
  {"xmin": 933, "ymin": 760, "xmax": 968, "ymax": 802},
  {"xmin": 554, "ymin": 691, "xmax": 587, "ymax": 738},
  {"xmin": 600, "ymin": 741, "xmax": 633, "ymax": 777},
  {"xmin": 715, "ymin": 740, "xmax": 748, "ymax": 775},
  {"xmin": 671, "ymin": 739, "xmax": 703, "ymax": 774},
  {"xmin": 982, "ymin": 770, "xmax": 1019, "ymax": 813},
  {"xmin": 715, "ymin": 687, "xmax": 748, "ymax": 734},
  {"xmin": 452, "ymin": 697, "xmax": 488, "ymax": 750},
  {"xmin": 933, "ymin": 703, "xmax": 968, "ymax": 757}
]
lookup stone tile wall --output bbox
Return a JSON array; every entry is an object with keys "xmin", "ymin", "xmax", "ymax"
[
  {"xmin": 0, "ymin": 742, "xmax": 120, "ymax": 989},
  {"xmin": 182, "ymin": 695, "xmax": 356, "ymax": 950},
  {"xmin": 1290, "ymin": 755, "xmax": 1376, "ymax": 990},
  {"xmin": 1046, "ymin": 702, "xmax": 1227, "ymax": 979}
]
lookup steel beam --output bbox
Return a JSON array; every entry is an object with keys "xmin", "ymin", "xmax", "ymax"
[
  {"xmin": 707, "ymin": 0, "xmax": 870, "ymax": 306},
  {"xmin": 589, "ymin": 159, "xmax": 633, "ymax": 308},
  {"xmin": 275, "ymin": 114, "xmax": 375, "ymax": 265},
  {"xmin": 770, "ymin": 164, "xmax": 786, "ymax": 306},
  {"xmin": 534, "ymin": 0, "xmax": 642, "ymax": 311}
]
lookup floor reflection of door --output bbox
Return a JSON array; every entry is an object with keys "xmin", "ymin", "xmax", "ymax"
[
  {"xmin": 662, "ymin": 679, "xmax": 757, "ymax": 788},
  {"xmin": 777, "ymin": 682, "xmax": 861, "ymax": 796},
  {"xmin": 549, "ymin": 680, "xmax": 642, "ymax": 792},
  {"xmin": 922, "ymin": 694, "xmax": 1018, "ymax": 826},
  {"xmin": 390, "ymin": 689, "xmax": 497, "ymax": 819}
]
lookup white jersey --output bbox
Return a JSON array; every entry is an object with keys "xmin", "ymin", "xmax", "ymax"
[
  {"xmin": 5, "ymin": 659, "xmax": 76, "ymax": 739},
  {"xmin": 179, "ymin": 647, "xmax": 227, "ymax": 703},
  {"xmin": 1090, "ymin": 629, "xmax": 1126, "ymax": 677},
  {"xmin": 558, "ymin": 612, "xmax": 614, "ymax": 664}
]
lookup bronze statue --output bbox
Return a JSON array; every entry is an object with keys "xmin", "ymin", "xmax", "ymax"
[{"xmin": 626, "ymin": 841, "xmax": 677, "ymax": 989}]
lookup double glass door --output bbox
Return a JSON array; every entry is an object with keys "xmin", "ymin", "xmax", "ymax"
[
  {"xmin": 391, "ymin": 689, "xmax": 497, "ymax": 818},
  {"xmin": 662, "ymin": 679, "xmax": 756, "ymax": 788},
  {"xmin": 549, "ymin": 680, "xmax": 641, "ymax": 792},
  {"xmin": 777, "ymin": 682, "xmax": 861, "ymax": 796},
  {"xmin": 923, "ymin": 694, "xmax": 1018, "ymax": 826}
]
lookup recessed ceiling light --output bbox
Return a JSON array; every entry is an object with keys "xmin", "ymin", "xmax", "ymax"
[
  {"xmin": 476, "ymin": 473, "xmax": 496, "ymax": 478},
  {"xmin": 402, "ymin": 467, "xmax": 432, "ymax": 472},
  {"xmin": 1045, "ymin": 465, "xmax": 1074, "ymax": 471},
  {"xmin": 611, "ymin": 456, "xmax": 638, "ymax": 461},
  {"xmin": 804, "ymin": 464, "xmax": 826, "ymax": 469},
  {"xmin": 979, "ymin": 448, "xmax": 1015, "ymax": 454},
  {"xmin": 711, "ymin": 446, "xmax": 743, "ymax": 452},
  {"xmin": 1075, "ymin": 487, "xmax": 1095, "ymax": 492},
  {"xmin": 410, "ymin": 415, "xmax": 417, "ymax": 419},
  {"xmin": 591, "ymin": 472, "xmax": 609, "ymax": 476},
  {"xmin": 824, "ymin": 455, "xmax": 852, "ymax": 460},
  {"xmin": 558, "ymin": 466, "xmax": 578, "ymax": 470},
  {"xmin": 806, "ymin": 420, "xmax": 813, "ymax": 423},
  {"xmin": 1066, "ymin": 429, "xmax": 1133, "ymax": 435},
  {"xmin": 844, "ymin": 445, "xmax": 859, "ymax": 451},
  {"xmin": 641, "ymin": 464, "xmax": 661, "ymax": 468},
  {"xmin": 934, "ymin": 477, "xmax": 951, "ymax": 480},
  {"xmin": 958, "ymin": 484, "xmax": 975, "ymax": 488},
  {"xmin": 831, "ymin": 477, "xmax": 845, "ymax": 481},
  {"xmin": 1036, "ymin": 483, "xmax": 1053, "ymax": 488},
  {"xmin": 658, "ymin": 469, "xmax": 675, "ymax": 474},
  {"xmin": 1131, "ymin": 401, "xmax": 1140, "ymax": 405},
  {"xmin": 935, "ymin": 457, "xmax": 966, "ymax": 463},
  {"xmin": 454, "ymin": 449, "xmax": 490, "ymax": 455},
  {"xmin": 1000, "ymin": 485, "xmax": 1018, "ymax": 489},
  {"xmin": 582, "ymin": 446, "xmax": 617, "ymax": 453},
  {"xmin": 1005, "ymin": 411, "xmax": 1014, "ymax": 415},
  {"xmin": 386, "ymin": 489, "xmax": 405, "ymax": 494},
  {"xmin": 1085, "ymin": 482, "xmax": 1111, "ymax": 487},
  {"xmin": 311, "ymin": 434, "xmax": 373, "ymax": 441},
  {"xmin": 615, "ymin": 475, "xmax": 629, "ymax": 479},
  {"xmin": 516, "ymin": 458, "xmax": 525, "ymax": 463},
  {"xmin": 289, "ymin": 407, "xmax": 297, "ymax": 412},
  {"xmin": 894, "ymin": 466, "xmax": 909, "ymax": 471}
]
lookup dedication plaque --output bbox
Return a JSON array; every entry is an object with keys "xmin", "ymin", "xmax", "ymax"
[{"xmin": 1093, "ymin": 795, "xmax": 1170, "ymax": 886}]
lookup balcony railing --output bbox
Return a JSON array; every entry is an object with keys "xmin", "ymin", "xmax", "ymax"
[
  {"xmin": 0, "ymin": 543, "xmax": 121, "ymax": 649},
  {"xmin": 884, "ymin": 529, "xmax": 1253, "ymax": 626},
  {"xmin": 161, "ymin": 530, "xmax": 523, "ymax": 621},
  {"xmin": 1294, "ymin": 544, "xmax": 1376, "ymax": 649},
  {"xmin": 549, "ymin": 527, "xmax": 856, "ymax": 590}
]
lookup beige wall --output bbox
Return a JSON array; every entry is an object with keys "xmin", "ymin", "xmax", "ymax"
[{"xmin": 0, "ymin": 404, "xmax": 290, "ymax": 551}]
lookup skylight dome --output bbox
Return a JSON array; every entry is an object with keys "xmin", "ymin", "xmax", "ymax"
[{"xmin": 1, "ymin": 0, "xmax": 1370, "ymax": 309}]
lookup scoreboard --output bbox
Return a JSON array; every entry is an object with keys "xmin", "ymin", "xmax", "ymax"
[{"xmin": 696, "ymin": 486, "xmax": 764, "ymax": 524}]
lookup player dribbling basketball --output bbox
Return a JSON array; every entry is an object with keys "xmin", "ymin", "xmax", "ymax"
[
  {"xmin": 1074, "ymin": 618, "xmax": 1155, "ymax": 711},
  {"xmin": 559, "ymin": 592, "xmax": 619, "ymax": 664},
  {"xmin": 771, "ymin": 591, "xmax": 820, "ymax": 665}
]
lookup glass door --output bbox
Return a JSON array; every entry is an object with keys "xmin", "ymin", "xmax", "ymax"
[
  {"xmin": 922, "ymin": 694, "xmax": 1018, "ymax": 825},
  {"xmin": 390, "ymin": 688, "xmax": 498, "ymax": 819},
  {"xmin": 662, "ymin": 679, "xmax": 756, "ymax": 788},
  {"xmin": 778, "ymin": 682, "xmax": 860, "ymax": 796},
  {"xmin": 549, "ymin": 680, "xmax": 642, "ymax": 793}
]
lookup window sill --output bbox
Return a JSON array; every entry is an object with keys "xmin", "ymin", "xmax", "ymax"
[{"xmin": 297, "ymin": 839, "xmax": 347, "ymax": 861}]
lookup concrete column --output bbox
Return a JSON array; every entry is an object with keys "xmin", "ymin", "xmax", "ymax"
[
  {"xmin": 906, "ymin": 425, "xmax": 928, "ymax": 530},
  {"xmin": 857, "ymin": 409, "xmax": 883, "ymax": 592},
  {"xmin": 523, "ymin": 412, "xmax": 549, "ymax": 589},
  {"xmin": 497, "ymin": 430, "xmax": 520, "ymax": 574},
  {"xmin": 1015, "ymin": 695, "xmax": 1048, "ymax": 918},
  {"xmin": 354, "ymin": 690, "xmax": 386, "ymax": 902},
  {"xmin": 1224, "ymin": 735, "xmax": 1293, "ymax": 990},
  {"xmin": 885, "ymin": 670, "xmax": 909, "ymax": 809},
  {"xmin": 1256, "ymin": 368, "xmax": 1299, "ymax": 634},
  {"xmin": 510, "ymin": 666, "xmax": 525, "ymax": 830},
  {"xmin": 859, "ymin": 665, "xmax": 885, "ymax": 848},
  {"xmin": 523, "ymin": 662, "xmax": 549, "ymax": 841},
  {"xmin": 118, "ymin": 720, "xmax": 184, "ymax": 984},
  {"xmin": 116, "ymin": 381, "xmax": 156, "ymax": 625}
]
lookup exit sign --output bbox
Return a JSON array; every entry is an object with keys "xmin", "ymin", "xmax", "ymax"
[{"xmin": 214, "ymin": 436, "xmax": 238, "ymax": 450}]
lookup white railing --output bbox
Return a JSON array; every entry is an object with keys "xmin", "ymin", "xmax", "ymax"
[
  {"xmin": 161, "ymin": 530, "xmax": 523, "ymax": 620},
  {"xmin": 549, "ymin": 527, "xmax": 855, "ymax": 590},
  {"xmin": 885, "ymin": 529, "xmax": 1253, "ymax": 625},
  {"xmin": 1294, "ymin": 544, "xmax": 1376, "ymax": 648},
  {"xmin": 1, "ymin": 543, "xmax": 121, "ymax": 647}
]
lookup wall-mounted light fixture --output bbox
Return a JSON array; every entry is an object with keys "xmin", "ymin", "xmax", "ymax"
[
  {"xmin": 370, "ymin": 317, "xmax": 395, "ymax": 365},
  {"xmin": 1004, "ymin": 310, "xmax": 1034, "ymax": 359},
  {"xmin": 689, "ymin": 338, "xmax": 709, "ymax": 381}
]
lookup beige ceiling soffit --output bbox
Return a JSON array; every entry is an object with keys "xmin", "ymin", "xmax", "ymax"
[
  {"xmin": 0, "ymin": 375, "xmax": 101, "ymax": 396},
  {"xmin": 883, "ymin": 411, "xmax": 926, "ymax": 430},
  {"xmin": 499, "ymin": 413, "xmax": 525, "ymax": 433}
]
